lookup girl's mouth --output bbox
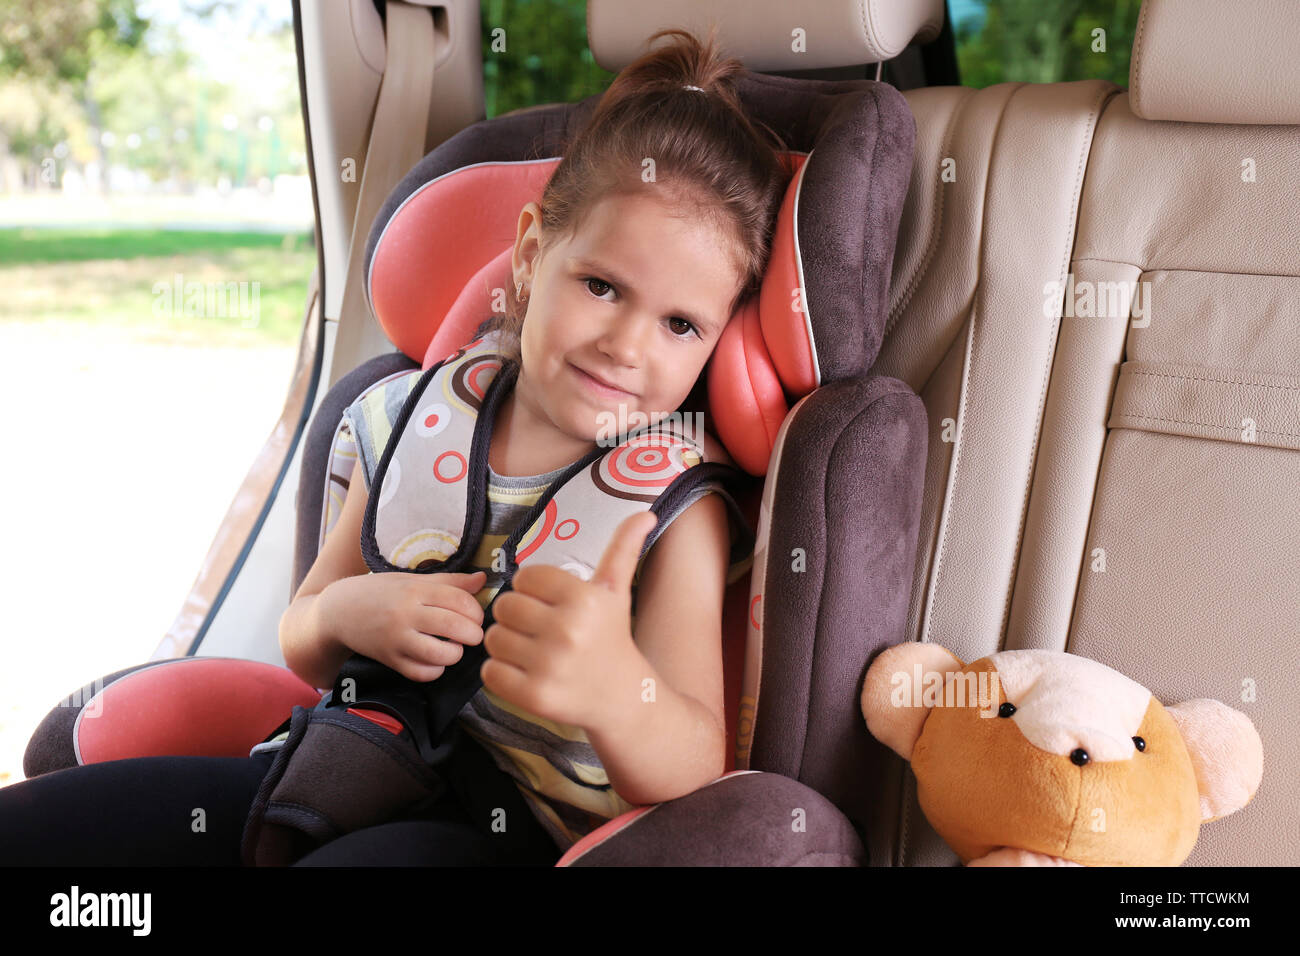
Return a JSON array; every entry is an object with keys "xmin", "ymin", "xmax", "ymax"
[{"xmin": 569, "ymin": 362, "xmax": 636, "ymax": 399}]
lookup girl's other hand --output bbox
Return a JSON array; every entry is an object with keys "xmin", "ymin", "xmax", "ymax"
[{"xmin": 317, "ymin": 569, "xmax": 487, "ymax": 683}]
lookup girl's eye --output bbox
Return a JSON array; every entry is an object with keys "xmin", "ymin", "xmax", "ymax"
[
  {"xmin": 585, "ymin": 277, "xmax": 613, "ymax": 298},
  {"xmin": 668, "ymin": 316, "xmax": 697, "ymax": 338},
  {"xmin": 584, "ymin": 276, "xmax": 697, "ymax": 339}
]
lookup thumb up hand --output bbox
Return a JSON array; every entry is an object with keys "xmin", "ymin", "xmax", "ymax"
[{"xmin": 480, "ymin": 511, "xmax": 659, "ymax": 729}]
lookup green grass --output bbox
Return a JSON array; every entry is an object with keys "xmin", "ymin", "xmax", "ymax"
[
  {"xmin": 0, "ymin": 227, "xmax": 317, "ymax": 346},
  {"xmin": 0, "ymin": 226, "xmax": 314, "ymax": 265}
]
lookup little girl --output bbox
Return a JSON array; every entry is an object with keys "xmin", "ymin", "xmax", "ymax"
[{"xmin": 0, "ymin": 25, "xmax": 789, "ymax": 866}]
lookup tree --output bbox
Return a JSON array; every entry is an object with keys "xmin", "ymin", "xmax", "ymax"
[
  {"xmin": 0, "ymin": 0, "xmax": 151, "ymax": 193},
  {"xmin": 955, "ymin": 0, "xmax": 1139, "ymax": 89},
  {"xmin": 480, "ymin": 0, "xmax": 613, "ymax": 119}
]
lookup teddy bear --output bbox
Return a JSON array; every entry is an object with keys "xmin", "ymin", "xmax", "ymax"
[{"xmin": 861, "ymin": 643, "xmax": 1263, "ymax": 866}]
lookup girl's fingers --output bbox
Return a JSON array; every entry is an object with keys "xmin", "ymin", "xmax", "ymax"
[
  {"xmin": 395, "ymin": 657, "xmax": 447, "ymax": 683},
  {"xmin": 424, "ymin": 580, "xmax": 486, "ymax": 624},
  {"xmin": 489, "ymin": 589, "xmax": 549, "ymax": 636},
  {"xmin": 412, "ymin": 606, "xmax": 485, "ymax": 646},
  {"xmin": 480, "ymin": 655, "xmax": 529, "ymax": 701},
  {"xmin": 482, "ymin": 621, "xmax": 537, "ymax": 672},
  {"xmin": 400, "ymin": 630, "xmax": 465, "ymax": 667}
]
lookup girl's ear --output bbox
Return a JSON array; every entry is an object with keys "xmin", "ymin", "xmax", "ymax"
[{"xmin": 512, "ymin": 201, "xmax": 545, "ymax": 290}]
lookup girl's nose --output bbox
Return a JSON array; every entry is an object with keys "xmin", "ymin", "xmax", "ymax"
[{"xmin": 596, "ymin": 318, "xmax": 650, "ymax": 367}]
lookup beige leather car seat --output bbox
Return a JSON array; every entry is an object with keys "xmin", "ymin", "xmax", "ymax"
[{"xmin": 870, "ymin": 0, "xmax": 1298, "ymax": 866}]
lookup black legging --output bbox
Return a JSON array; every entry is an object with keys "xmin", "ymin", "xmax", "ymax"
[{"xmin": 0, "ymin": 729, "xmax": 561, "ymax": 866}]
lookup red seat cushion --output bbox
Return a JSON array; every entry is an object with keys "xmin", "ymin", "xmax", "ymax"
[{"xmin": 74, "ymin": 658, "xmax": 322, "ymax": 763}]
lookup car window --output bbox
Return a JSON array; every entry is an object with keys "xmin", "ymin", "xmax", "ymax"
[
  {"xmin": 952, "ymin": 0, "xmax": 1142, "ymax": 87},
  {"xmin": 479, "ymin": 0, "xmax": 614, "ymax": 117}
]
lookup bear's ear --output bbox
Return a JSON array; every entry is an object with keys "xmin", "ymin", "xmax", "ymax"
[
  {"xmin": 861, "ymin": 642, "xmax": 964, "ymax": 762},
  {"xmin": 1165, "ymin": 699, "xmax": 1264, "ymax": 822}
]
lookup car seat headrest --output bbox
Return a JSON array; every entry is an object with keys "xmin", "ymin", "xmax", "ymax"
[
  {"xmin": 364, "ymin": 70, "xmax": 914, "ymax": 474},
  {"xmin": 1130, "ymin": 0, "xmax": 1300, "ymax": 125},
  {"xmin": 586, "ymin": 0, "xmax": 946, "ymax": 72}
]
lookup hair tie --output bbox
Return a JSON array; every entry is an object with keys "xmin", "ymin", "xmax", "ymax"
[{"xmin": 682, "ymin": 84, "xmax": 705, "ymax": 92}]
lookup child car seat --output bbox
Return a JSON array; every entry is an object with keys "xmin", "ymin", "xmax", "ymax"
[{"xmin": 22, "ymin": 65, "xmax": 926, "ymax": 866}]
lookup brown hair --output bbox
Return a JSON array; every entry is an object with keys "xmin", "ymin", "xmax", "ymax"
[{"xmin": 481, "ymin": 24, "xmax": 790, "ymax": 400}]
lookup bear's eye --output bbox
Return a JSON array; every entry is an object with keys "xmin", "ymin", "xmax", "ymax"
[
  {"xmin": 997, "ymin": 702, "xmax": 1016, "ymax": 718},
  {"xmin": 1070, "ymin": 748, "xmax": 1090, "ymax": 766},
  {"xmin": 1133, "ymin": 736, "xmax": 1146, "ymax": 752}
]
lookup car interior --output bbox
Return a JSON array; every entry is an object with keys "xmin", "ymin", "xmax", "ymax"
[{"xmin": 22, "ymin": 0, "xmax": 1296, "ymax": 867}]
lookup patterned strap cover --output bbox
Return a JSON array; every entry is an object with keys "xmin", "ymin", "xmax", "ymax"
[{"xmin": 332, "ymin": 329, "xmax": 755, "ymax": 584}]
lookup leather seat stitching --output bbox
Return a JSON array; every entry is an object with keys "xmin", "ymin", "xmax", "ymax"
[{"xmin": 887, "ymin": 88, "xmax": 978, "ymax": 337}]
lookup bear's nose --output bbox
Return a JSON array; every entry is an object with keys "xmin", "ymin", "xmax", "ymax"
[{"xmin": 1070, "ymin": 748, "xmax": 1089, "ymax": 766}]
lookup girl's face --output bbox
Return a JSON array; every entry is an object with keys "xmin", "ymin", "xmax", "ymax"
[{"xmin": 510, "ymin": 189, "xmax": 743, "ymax": 445}]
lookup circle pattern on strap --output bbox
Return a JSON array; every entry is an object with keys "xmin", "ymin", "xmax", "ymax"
[
  {"xmin": 416, "ymin": 401, "xmax": 451, "ymax": 436},
  {"xmin": 448, "ymin": 352, "xmax": 501, "ymax": 414},
  {"xmin": 377, "ymin": 457, "xmax": 401, "ymax": 508},
  {"xmin": 560, "ymin": 561, "xmax": 593, "ymax": 581},
  {"xmin": 391, "ymin": 528, "xmax": 460, "ymax": 570},
  {"xmin": 592, "ymin": 433, "xmax": 701, "ymax": 503},
  {"xmin": 513, "ymin": 497, "xmax": 559, "ymax": 564},
  {"xmin": 433, "ymin": 450, "xmax": 468, "ymax": 483}
]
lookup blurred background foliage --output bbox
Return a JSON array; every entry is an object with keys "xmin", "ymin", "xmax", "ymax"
[
  {"xmin": 480, "ymin": 0, "xmax": 613, "ymax": 118},
  {"xmin": 951, "ymin": 0, "xmax": 1139, "ymax": 87},
  {"xmin": 0, "ymin": 0, "xmax": 303, "ymax": 193}
]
